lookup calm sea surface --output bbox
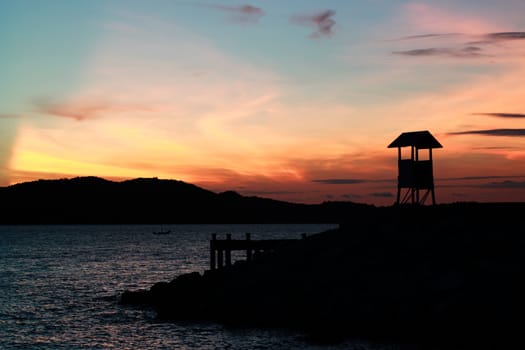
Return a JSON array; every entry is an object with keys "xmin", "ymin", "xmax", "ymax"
[{"xmin": 1, "ymin": 224, "xmax": 401, "ymax": 349}]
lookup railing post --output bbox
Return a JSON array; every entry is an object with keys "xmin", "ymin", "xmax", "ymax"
[
  {"xmin": 218, "ymin": 248, "xmax": 224, "ymax": 269},
  {"xmin": 225, "ymin": 234, "xmax": 232, "ymax": 267},
  {"xmin": 210, "ymin": 234, "xmax": 217, "ymax": 270},
  {"xmin": 245, "ymin": 232, "xmax": 252, "ymax": 261},
  {"xmin": 209, "ymin": 233, "xmax": 308, "ymax": 270}
]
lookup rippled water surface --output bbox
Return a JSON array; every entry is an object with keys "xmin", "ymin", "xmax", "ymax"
[{"xmin": 1, "ymin": 224, "xmax": 400, "ymax": 349}]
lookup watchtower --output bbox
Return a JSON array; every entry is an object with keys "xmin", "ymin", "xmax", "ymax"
[{"xmin": 388, "ymin": 130, "xmax": 442, "ymax": 205}]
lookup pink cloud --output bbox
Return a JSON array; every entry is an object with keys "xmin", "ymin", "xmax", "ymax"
[
  {"xmin": 201, "ymin": 3, "xmax": 265, "ymax": 23},
  {"xmin": 393, "ymin": 46, "xmax": 485, "ymax": 58},
  {"xmin": 291, "ymin": 10, "xmax": 336, "ymax": 38},
  {"xmin": 34, "ymin": 98, "xmax": 107, "ymax": 121},
  {"xmin": 33, "ymin": 98, "xmax": 153, "ymax": 122}
]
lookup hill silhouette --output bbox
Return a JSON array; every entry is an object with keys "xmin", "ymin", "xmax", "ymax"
[{"xmin": 0, "ymin": 176, "xmax": 370, "ymax": 224}]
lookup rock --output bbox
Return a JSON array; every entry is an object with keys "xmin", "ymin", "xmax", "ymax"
[{"xmin": 119, "ymin": 289, "xmax": 150, "ymax": 305}]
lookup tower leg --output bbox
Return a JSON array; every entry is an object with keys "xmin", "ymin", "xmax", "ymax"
[
  {"xmin": 431, "ymin": 188, "xmax": 436, "ymax": 205},
  {"xmin": 396, "ymin": 186, "xmax": 401, "ymax": 205}
]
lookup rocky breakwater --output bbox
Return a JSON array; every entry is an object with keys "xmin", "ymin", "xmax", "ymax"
[{"xmin": 120, "ymin": 203, "xmax": 525, "ymax": 348}]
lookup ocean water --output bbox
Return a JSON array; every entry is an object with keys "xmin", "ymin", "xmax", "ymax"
[{"xmin": 0, "ymin": 224, "xmax": 399, "ymax": 349}]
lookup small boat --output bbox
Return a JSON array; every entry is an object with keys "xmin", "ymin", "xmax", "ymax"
[
  {"xmin": 153, "ymin": 230, "xmax": 171, "ymax": 235},
  {"xmin": 153, "ymin": 225, "xmax": 171, "ymax": 235}
]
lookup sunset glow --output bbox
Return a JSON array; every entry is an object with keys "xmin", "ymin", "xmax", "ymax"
[{"xmin": 2, "ymin": 0, "xmax": 525, "ymax": 205}]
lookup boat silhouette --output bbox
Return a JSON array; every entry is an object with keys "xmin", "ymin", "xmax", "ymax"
[
  {"xmin": 152, "ymin": 225, "xmax": 171, "ymax": 235},
  {"xmin": 152, "ymin": 230, "xmax": 171, "ymax": 235}
]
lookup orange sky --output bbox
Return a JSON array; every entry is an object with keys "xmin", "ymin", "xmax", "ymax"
[{"xmin": 2, "ymin": 1, "xmax": 525, "ymax": 205}]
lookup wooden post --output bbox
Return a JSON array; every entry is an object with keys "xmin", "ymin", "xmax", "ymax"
[
  {"xmin": 415, "ymin": 147, "xmax": 420, "ymax": 204},
  {"xmin": 218, "ymin": 248, "xmax": 224, "ymax": 269},
  {"xmin": 397, "ymin": 147, "xmax": 401, "ymax": 204},
  {"xmin": 210, "ymin": 234, "xmax": 217, "ymax": 270},
  {"xmin": 225, "ymin": 234, "xmax": 232, "ymax": 267},
  {"xmin": 430, "ymin": 148, "xmax": 436, "ymax": 205},
  {"xmin": 245, "ymin": 233, "xmax": 252, "ymax": 261},
  {"xmin": 209, "ymin": 235, "xmax": 304, "ymax": 269},
  {"xmin": 411, "ymin": 146, "xmax": 415, "ymax": 205}
]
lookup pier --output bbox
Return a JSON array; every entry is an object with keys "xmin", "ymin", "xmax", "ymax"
[{"xmin": 210, "ymin": 233, "xmax": 306, "ymax": 270}]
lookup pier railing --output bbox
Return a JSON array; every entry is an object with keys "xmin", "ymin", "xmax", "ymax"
[{"xmin": 210, "ymin": 233, "xmax": 306, "ymax": 270}]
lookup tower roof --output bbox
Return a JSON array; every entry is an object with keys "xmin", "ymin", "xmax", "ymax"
[{"xmin": 387, "ymin": 130, "xmax": 442, "ymax": 149}]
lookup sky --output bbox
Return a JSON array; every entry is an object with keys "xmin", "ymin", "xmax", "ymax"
[{"xmin": 1, "ymin": 0, "xmax": 525, "ymax": 205}]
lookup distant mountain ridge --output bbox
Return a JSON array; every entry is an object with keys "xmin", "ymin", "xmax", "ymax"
[{"xmin": 0, "ymin": 176, "xmax": 369, "ymax": 224}]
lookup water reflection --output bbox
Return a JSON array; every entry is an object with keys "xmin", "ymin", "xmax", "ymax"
[{"xmin": 4, "ymin": 225, "xmax": 409, "ymax": 349}]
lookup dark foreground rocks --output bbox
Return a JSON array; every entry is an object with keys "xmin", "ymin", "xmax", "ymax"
[{"xmin": 121, "ymin": 203, "xmax": 525, "ymax": 349}]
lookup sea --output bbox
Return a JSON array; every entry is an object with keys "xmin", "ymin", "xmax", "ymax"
[{"xmin": 0, "ymin": 224, "xmax": 403, "ymax": 350}]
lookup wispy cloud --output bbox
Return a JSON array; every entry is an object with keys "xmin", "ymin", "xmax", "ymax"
[
  {"xmin": 199, "ymin": 3, "xmax": 265, "ymax": 24},
  {"xmin": 473, "ymin": 146, "xmax": 522, "ymax": 150},
  {"xmin": 481, "ymin": 180, "xmax": 525, "ymax": 188},
  {"xmin": 342, "ymin": 193, "xmax": 363, "ymax": 200},
  {"xmin": 485, "ymin": 32, "xmax": 525, "ymax": 41},
  {"xmin": 240, "ymin": 190, "xmax": 302, "ymax": 196},
  {"xmin": 312, "ymin": 178, "xmax": 365, "ymax": 185},
  {"xmin": 438, "ymin": 175, "xmax": 525, "ymax": 181},
  {"xmin": 34, "ymin": 98, "xmax": 105, "ymax": 121},
  {"xmin": 473, "ymin": 112, "xmax": 525, "ymax": 118},
  {"xmin": 393, "ymin": 46, "xmax": 484, "ymax": 58},
  {"xmin": 465, "ymin": 32, "xmax": 525, "ymax": 46},
  {"xmin": 392, "ymin": 32, "xmax": 525, "ymax": 43},
  {"xmin": 390, "ymin": 29, "xmax": 525, "ymax": 61},
  {"xmin": 392, "ymin": 33, "xmax": 460, "ymax": 41},
  {"xmin": 370, "ymin": 192, "xmax": 394, "ymax": 198},
  {"xmin": 290, "ymin": 9, "xmax": 336, "ymax": 38},
  {"xmin": 33, "ymin": 97, "xmax": 156, "ymax": 122},
  {"xmin": 448, "ymin": 129, "xmax": 525, "ymax": 137}
]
